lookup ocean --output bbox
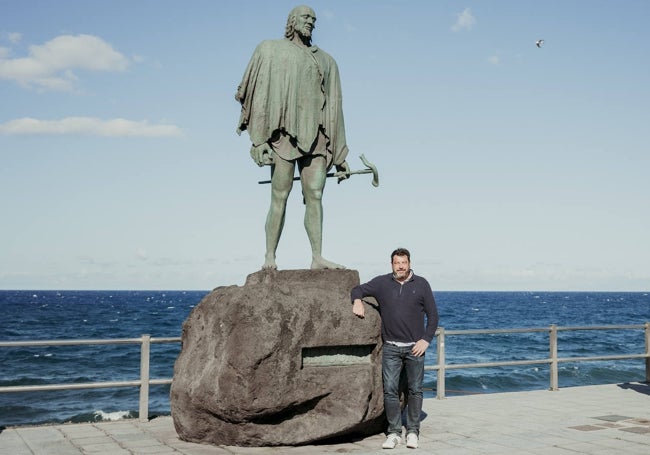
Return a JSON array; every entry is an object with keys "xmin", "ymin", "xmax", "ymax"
[{"xmin": 1, "ymin": 290, "xmax": 649, "ymax": 428}]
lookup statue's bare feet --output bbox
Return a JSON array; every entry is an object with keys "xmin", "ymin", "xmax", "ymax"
[
  {"xmin": 262, "ymin": 254, "xmax": 277, "ymax": 270},
  {"xmin": 311, "ymin": 256, "xmax": 346, "ymax": 270}
]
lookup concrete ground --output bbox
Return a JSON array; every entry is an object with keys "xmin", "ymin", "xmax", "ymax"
[{"xmin": 2, "ymin": 382, "xmax": 650, "ymax": 454}]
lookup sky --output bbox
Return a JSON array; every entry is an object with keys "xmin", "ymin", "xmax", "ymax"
[{"xmin": 1, "ymin": 1, "xmax": 648, "ymax": 291}]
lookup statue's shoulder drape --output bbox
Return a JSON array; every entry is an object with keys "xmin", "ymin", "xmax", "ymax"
[{"xmin": 236, "ymin": 39, "xmax": 348, "ymax": 168}]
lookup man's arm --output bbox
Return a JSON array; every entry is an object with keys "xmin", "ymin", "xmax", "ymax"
[
  {"xmin": 350, "ymin": 276, "xmax": 382, "ymax": 319},
  {"xmin": 421, "ymin": 279, "xmax": 439, "ymax": 343},
  {"xmin": 411, "ymin": 279, "xmax": 438, "ymax": 356}
]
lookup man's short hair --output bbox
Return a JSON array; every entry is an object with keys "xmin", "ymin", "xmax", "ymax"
[{"xmin": 391, "ymin": 248, "xmax": 410, "ymax": 262}]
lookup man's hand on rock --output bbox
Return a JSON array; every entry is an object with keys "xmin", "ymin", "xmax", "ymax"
[{"xmin": 352, "ymin": 298, "xmax": 365, "ymax": 318}]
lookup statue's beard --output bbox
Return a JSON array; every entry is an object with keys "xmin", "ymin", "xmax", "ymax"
[{"xmin": 297, "ymin": 26, "xmax": 313, "ymax": 43}]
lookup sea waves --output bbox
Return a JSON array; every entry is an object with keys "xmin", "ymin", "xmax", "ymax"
[{"xmin": 1, "ymin": 290, "xmax": 649, "ymax": 427}]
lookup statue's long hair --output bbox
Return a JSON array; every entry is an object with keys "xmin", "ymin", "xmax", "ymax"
[{"xmin": 284, "ymin": 6, "xmax": 313, "ymax": 45}]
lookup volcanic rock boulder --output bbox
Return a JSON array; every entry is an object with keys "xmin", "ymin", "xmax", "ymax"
[{"xmin": 170, "ymin": 269, "xmax": 384, "ymax": 446}]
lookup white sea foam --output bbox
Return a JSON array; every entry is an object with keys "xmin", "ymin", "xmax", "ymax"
[{"xmin": 93, "ymin": 410, "xmax": 133, "ymax": 421}]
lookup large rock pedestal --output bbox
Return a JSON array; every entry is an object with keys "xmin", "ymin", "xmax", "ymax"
[{"xmin": 170, "ymin": 269, "xmax": 384, "ymax": 446}]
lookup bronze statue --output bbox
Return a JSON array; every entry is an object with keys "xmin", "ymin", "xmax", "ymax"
[{"xmin": 236, "ymin": 5, "xmax": 351, "ymax": 270}]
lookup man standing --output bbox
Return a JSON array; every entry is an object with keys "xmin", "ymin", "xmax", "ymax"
[
  {"xmin": 351, "ymin": 248, "xmax": 439, "ymax": 449},
  {"xmin": 236, "ymin": 5, "xmax": 351, "ymax": 270}
]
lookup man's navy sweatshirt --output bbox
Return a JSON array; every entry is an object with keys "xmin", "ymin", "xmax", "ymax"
[{"xmin": 351, "ymin": 272, "xmax": 439, "ymax": 344}]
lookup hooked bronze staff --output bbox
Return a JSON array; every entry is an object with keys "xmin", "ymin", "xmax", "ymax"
[{"xmin": 258, "ymin": 154, "xmax": 379, "ymax": 187}]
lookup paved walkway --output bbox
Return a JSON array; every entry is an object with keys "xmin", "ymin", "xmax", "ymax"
[{"xmin": 2, "ymin": 382, "xmax": 650, "ymax": 454}]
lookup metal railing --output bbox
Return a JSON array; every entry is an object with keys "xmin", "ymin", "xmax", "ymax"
[
  {"xmin": 0, "ymin": 335, "xmax": 180, "ymax": 422},
  {"xmin": 1, "ymin": 323, "xmax": 649, "ymax": 420},
  {"xmin": 429, "ymin": 323, "xmax": 650, "ymax": 398}
]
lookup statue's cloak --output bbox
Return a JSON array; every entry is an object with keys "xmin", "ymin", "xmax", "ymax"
[{"xmin": 236, "ymin": 39, "xmax": 348, "ymax": 169}]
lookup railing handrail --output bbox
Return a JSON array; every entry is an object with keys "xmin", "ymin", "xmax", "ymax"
[
  {"xmin": 442, "ymin": 323, "xmax": 646, "ymax": 336},
  {"xmin": 0, "ymin": 334, "xmax": 181, "ymax": 422},
  {"xmin": 429, "ymin": 322, "xmax": 650, "ymax": 399},
  {"xmin": 1, "ymin": 323, "xmax": 649, "ymax": 421},
  {"xmin": 0, "ymin": 336, "xmax": 181, "ymax": 348}
]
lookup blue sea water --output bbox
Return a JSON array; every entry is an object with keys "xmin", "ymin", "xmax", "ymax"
[{"xmin": 1, "ymin": 290, "xmax": 649, "ymax": 427}]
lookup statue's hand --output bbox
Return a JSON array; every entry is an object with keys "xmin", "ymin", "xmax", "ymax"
[
  {"xmin": 334, "ymin": 161, "xmax": 351, "ymax": 183},
  {"xmin": 250, "ymin": 144, "xmax": 273, "ymax": 167}
]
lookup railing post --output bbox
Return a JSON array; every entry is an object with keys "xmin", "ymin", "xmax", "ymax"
[
  {"xmin": 549, "ymin": 324, "xmax": 558, "ymax": 391},
  {"xmin": 645, "ymin": 322, "xmax": 650, "ymax": 382},
  {"xmin": 436, "ymin": 328, "xmax": 446, "ymax": 399},
  {"xmin": 139, "ymin": 334, "xmax": 151, "ymax": 422}
]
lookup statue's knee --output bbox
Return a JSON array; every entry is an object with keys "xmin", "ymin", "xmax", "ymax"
[
  {"xmin": 271, "ymin": 187, "xmax": 291, "ymax": 201},
  {"xmin": 303, "ymin": 187, "xmax": 323, "ymax": 202}
]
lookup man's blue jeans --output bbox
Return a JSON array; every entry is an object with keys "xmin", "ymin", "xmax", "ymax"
[{"xmin": 382, "ymin": 343, "xmax": 425, "ymax": 435}]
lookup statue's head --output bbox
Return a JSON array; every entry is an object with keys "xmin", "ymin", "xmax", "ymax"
[{"xmin": 285, "ymin": 5, "xmax": 316, "ymax": 44}]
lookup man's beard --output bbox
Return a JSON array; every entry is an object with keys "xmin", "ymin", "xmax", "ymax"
[{"xmin": 394, "ymin": 270, "xmax": 409, "ymax": 280}]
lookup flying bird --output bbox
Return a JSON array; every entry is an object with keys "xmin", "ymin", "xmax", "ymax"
[{"xmin": 536, "ymin": 39, "xmax": 544, "ymax": 48}]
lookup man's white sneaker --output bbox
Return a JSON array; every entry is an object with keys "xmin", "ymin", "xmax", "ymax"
[
  {"xmin": 406, "ymin": 432, "xmax": 419, "ymax": 449},
  {"xmin": 382, "ymin": 433, "xmax": 401, "ymax": 449}
]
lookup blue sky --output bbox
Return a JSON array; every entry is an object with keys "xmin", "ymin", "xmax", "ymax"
[{"xmin": 1, "ymin": 1, "xmax": 648, "ymax": 291}]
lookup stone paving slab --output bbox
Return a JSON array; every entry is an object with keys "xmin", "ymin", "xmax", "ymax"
[{"xmin": 1, "ymin": 382, "xmax": 649, "ymax": 454}]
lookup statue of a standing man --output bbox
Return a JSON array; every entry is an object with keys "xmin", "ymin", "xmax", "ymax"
[{"xmin": 236, "ymin": 5, "xmax": 351, "ymax": 270}]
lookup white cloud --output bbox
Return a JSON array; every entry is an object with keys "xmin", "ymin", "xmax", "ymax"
[
  {"xmin": 451, "ymin": 8, "xmax": 476, "ymax": 32},
  {"xmin": 487, "ymin": 55, "xmax": 500, "ymax": 65},
  {"xmin": 0, "ymin": 117, "xmax": 183, "ymax": 137},
  {"xmin": 0, "ymin": 34, "xmax": 129, "ymax": 91},
  {"xmin": 8, "ymin": 32, "xmax": 22, "ymax": 44}
]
